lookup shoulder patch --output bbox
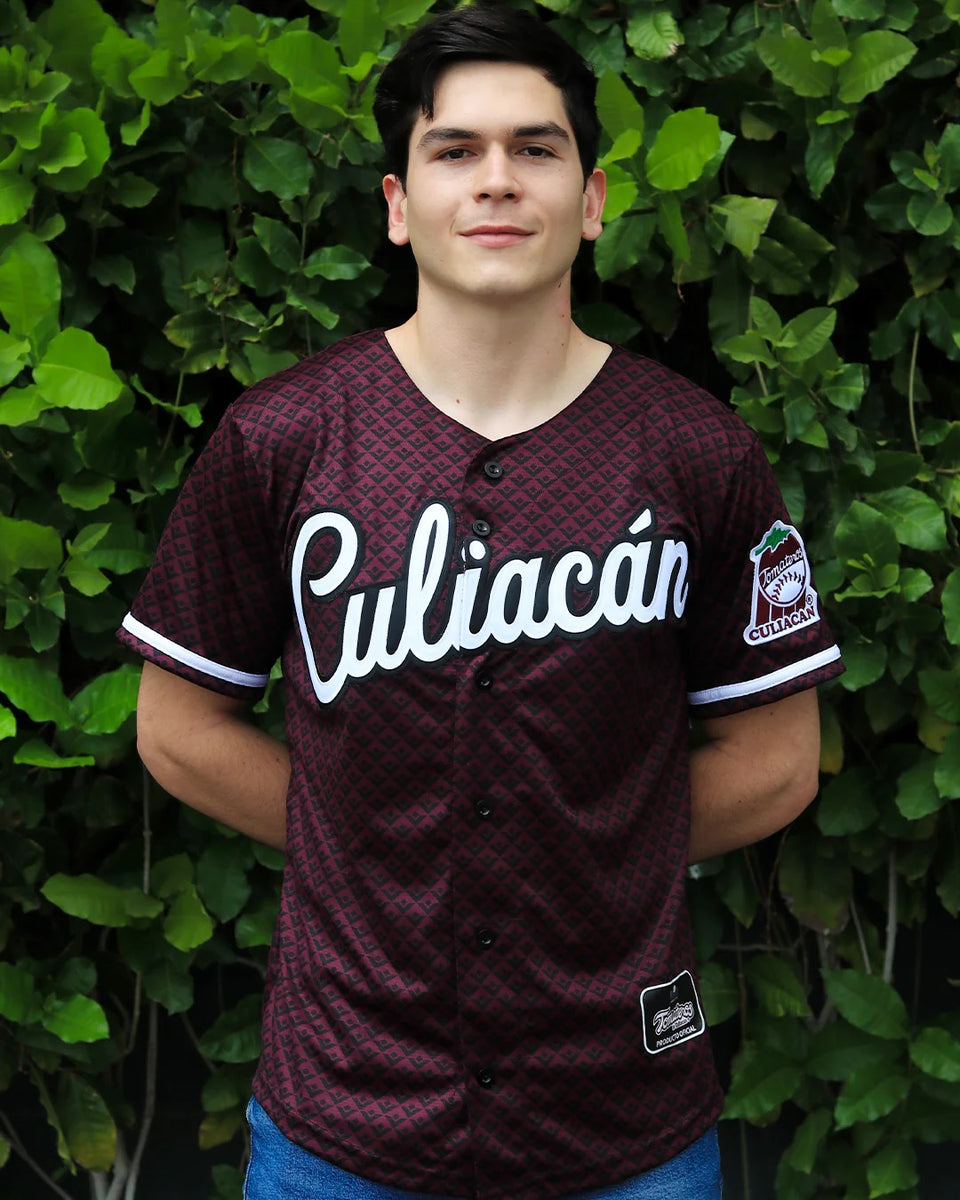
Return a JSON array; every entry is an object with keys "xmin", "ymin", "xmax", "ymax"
[{"xmin": 743, "ymin": 520, "xmax": 820, "ymax": 646}]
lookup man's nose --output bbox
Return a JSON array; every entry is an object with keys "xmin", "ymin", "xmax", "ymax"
[{"xmin": 475, "ymin": 148, "xmax": 520, "ymax": 200}]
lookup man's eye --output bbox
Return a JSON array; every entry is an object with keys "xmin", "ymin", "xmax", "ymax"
[
  {"xmin": 519, "ymin": 145, "xmax": 554, "ymax": 158},
  {"xmin": 439, "ymin": 147, "xmax": 470, "ymax": 161}
]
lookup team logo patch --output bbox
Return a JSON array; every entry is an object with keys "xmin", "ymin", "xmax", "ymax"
[
  {"xmin": 743, "ymin": 521, "xmax": 819, "ymax": 646},
  {"xmin": 640, "ymin": 970, "xmax": 706, "ymax": 1055}
]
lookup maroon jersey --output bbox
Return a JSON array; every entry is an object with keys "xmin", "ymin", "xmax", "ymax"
[{"xmin": 119, "ymin": 331, "xmax": 842, "ymax": 1199}]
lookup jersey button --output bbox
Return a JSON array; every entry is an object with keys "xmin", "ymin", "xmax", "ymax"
[
  {"xmin": 476, "ymin": 1068, "xmax": 496, "ymax": 1088},
  {"xmin": 476, "ymin": 927, "xmax": 497, "ymax": 949},
  {"xmin": 475, "ymin": 669, "xmax": 493, "ymax": 689},
  {"xmin": 472, "ymin": 519, "xmax": 492, "ymax": 537},
  {"xmin": 483, "ymin": 460, "xmax": 503, "ymax": 480},
  {"xmin": 475, "ymin": 798, "xmax": 494, "ymax": 820}
]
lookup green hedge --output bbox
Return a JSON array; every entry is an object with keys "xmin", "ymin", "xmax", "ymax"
[{"xmin": 1, "ymin": 1, "xmax": 959, "ymax": 1196}]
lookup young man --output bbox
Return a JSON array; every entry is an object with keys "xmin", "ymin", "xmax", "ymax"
[{"xmin": 120, "ymin": 6, "xmax": 843, "ymax": 1198}]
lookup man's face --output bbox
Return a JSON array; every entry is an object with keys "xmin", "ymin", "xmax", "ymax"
[{"xmin": 382, "ymin": 60, "xmax": 605, "ymax": 306}]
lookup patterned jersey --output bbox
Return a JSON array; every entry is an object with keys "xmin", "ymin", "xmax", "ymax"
[{"xmin": 118, "ymin": 330, "xmax": 843, "ymax": 1199}]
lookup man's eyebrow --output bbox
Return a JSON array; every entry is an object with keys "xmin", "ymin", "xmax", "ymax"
[{"xmin": 416, "ymin": 121, "xmax": 572, "ymax": 150}]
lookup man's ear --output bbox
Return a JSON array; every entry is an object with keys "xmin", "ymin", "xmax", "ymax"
[
  {"xmin": 581, "ymin": 168, "xmax": 606, "ymax": 243},
  {"xmin": 383, "ymin": 174, "xmax": 409, "ymax": 246}
]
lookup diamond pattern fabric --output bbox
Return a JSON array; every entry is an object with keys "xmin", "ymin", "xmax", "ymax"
[{"xmin": 118, "ymin": 330, "xmax": 842, "ymax": 1198}]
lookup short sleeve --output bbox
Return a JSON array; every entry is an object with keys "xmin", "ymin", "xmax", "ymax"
[
  {"xmin": 682, "ymin": 437, "xmax": 842, "ymax": 717},
  {"xmin": 117, "ymin": 408, "xmax": 289, "ymax": 698}
]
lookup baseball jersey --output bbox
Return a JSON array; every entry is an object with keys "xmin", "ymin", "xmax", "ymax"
[{"xmin": 118, "ymin": 330, "xmax": 843, "ymax": 1199}]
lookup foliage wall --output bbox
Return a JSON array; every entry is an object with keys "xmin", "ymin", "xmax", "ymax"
[{"xmin": 1, "ymin": 0, "xmax": 959, "ymax": 1197}]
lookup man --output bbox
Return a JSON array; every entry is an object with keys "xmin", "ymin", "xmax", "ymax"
[{"xmin": 120, "ymin": 6, "xmax": 843, "ymax": 1198}]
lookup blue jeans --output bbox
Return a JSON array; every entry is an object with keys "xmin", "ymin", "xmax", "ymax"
[{"xmin": 243, "ymin": 1096, "xmax": 722, "ymax": 1199}]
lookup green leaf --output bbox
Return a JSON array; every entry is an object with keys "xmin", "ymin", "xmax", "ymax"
[
  {"xmin": 626, "ymin": 10, "xmax": 683, "ymax": 61},
  {"xmin": 235, "ymin": 896, "xmax": 279, "ymax": 949},
  {"xmin": 57, "ymin": 472, "xmax": 116, "ymax": 510},
  {"xmin": 243, "ymin": 137, "xmax": 313, "ymax": 201},
  {"xmin": 837, "ymin": 31, "xmax": 917, "ymax": 103},
  {"xmin": 13, "ymin": 739, "xmax": 95, "ymax": 769},
  {"xmin": 807, "ymin": 1020, "xmax": 901, "ymax": 1081},
  {"xmin": 910, "ymin": 1026, "xmax": 960, "ymax": 1083},
  {"xmin": 265, "ymin": 30, "xmax": 344, "ymax": 97},
  {"xmin": 724, "ymin": 1041, "xmax": 802, "ymax": 1120},
  {"xmin": 935, "ymin": 728, "xmax": 960, "ymax": 800},
  {"xmin": 34, "ymin": 329, "xmax": 124, "ymax": 411},
  {"xmin": 0, "ymin": 961, "xmax": 39, "ymax": 1023},
  {"xmin": 745, "ymin": 955, "xmax": 810, "ymax": 1017},
  {"xmin": 339, "ymin": 0, "xmax": 386, "ymax": 68},
  {"xmin": 128, "ymin": 48, "xmax": 188, "ymax": 106},
  {"xmin": 780, "ymin": 307, "xmax": 837, "ymax": 363},
  {"xmin": 0, "ymin": 172, "xmax": 34, "ymax": 225},
  {"xmin": 0, "ymin": 654, "xmax": 71, "ymax": 723},
  {"xmin": 719, "ymin": 330, "xmax": 778, "ymax": 367},
  {"xmin": 835, "ymin": 1058, "xmax": 910, "ymax": 1129},
  {"xmin": 867, "ymin": 1140, "xmax": 917, "ymax": 1197},
  {"xmin": 70, "ymin": 666, "xmax": 140, "ymax": 735},
  {"xmin": 36, "ymin": 0, "xmax": 113, "ymax": 83},
  {"xmin": 163, "ymin": 884, "xmax": 215, "ymax": 952},
  {"xmin": 42, "ymin": 995, "xmax": 110, "ymax": 1044},
  {"xmin": 713, "ymin": 195, "xmax": 777, "ymax": 258},
  {"xmin": 756, "ymin": 30, "xmax": 834, "ymax": 98},
  {"xmin": 779, "ymin": 835, "xmax": 850, "ymax": 933},
  {"xmin": 594, "ymin": 213, "xmax": 656, "ymax": 280},
  {"xmin": 90, "ymin": 255, "xmax": 135, "ymax": 294},
  {"xmin": 817, "ymin": 767, "xmax": 878, "ymax": 835},
  {"xmin": 822, "ymin": 969, "xmax": 909, "ymax": 1040},
  {"xmin": 143, "ymin": 958, "xmax": 194, "ymax": 1014},
  {"xmin": 895, "ymin": 754, "xmax": 942, "ymax": 819},
  {"xmin": 39, "ymin": 108, "xmax": 110, "ymax": 193},
  {"xmin": 0, "ymin": 704, "xmax": 15, "ymax": 740},
  {"xmin": 196, "ymin": 838, "xmax": 252, "ymax": 922},
  {"xmin": 0, "ymin": 229, "xmax": 61, "ymax": 338},
  {"xmin": 596, "ymin": 70, "xmax": 644, "ymax": 142},
  {"xmin": 919, "ymin": 665, "xmax": 960, "ymax": 723},
  {"xmin": 805, "ymin": 120, "xmax": 855, "ymax": 198},
  {"xmin": 42, "ymin": 873, "xmax": 163, "ymax": 926},
  {"xmin": 62, "ymin": 555, "xmax": 111, "ymax": 597},
  {"xmin": 57, "ymin": 1074, "xmax": 116, "ymax": 1171},
  {"xmin": 749, "ymin": 296, "xmax": 782, "ymax": 342},
  {"xmin": 823, "ymin": 363, "xmax": 866, "ymax": 412},
  {"xmin": 783, "ymin": 1107, "xmax": 832, "ymax": 1173},
  {"xmin": 834, "ymin": 501, "xmax": 899, "ymax": 579},
  {"xmin": 906, "ymin": 193, "xmax": 953, "ymax": 237},
  {"xmin": 302, "ymin": 245, "xmax": 371, "ymax": 280},
  {"xmin": 0, "ymin": 516, "xmax": 62, "ymax": 584},
  {"xmin": 198, "ymin": 994, "xmax": 262, "ymax": 1063},
  {"xmin": 943, "ymin": 569, "xmax": 960, "ymax": 645},
  {"xmin": 838, "ymin": 640, "xmax": 886, "ymax": 691},
  {"xmin": 120, "ymin": 101, "xmax": 150, "ymax": 147},
  {"xmin": 867, "ymin": 487, "xmax": 947, "ymax": 551},
  {"xmin": 645, "ymin": 109, "xmax": 722, "ymax": 192},
  {"xmin": 656, "ymin": 194, "xmax": 689, "ymax": 261}
]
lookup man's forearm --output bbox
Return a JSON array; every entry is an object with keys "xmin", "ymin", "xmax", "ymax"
[
  {"xmin": 136, "ymin": 662, "xmax": 289, "ymax": 851},
  {"xmin": 687, "ymin": 689, "xmax": 821, "ymax": 863}
]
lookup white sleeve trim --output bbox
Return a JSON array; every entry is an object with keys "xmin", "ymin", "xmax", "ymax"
[
  {"xmin": 121, "ymin": 613, "xmax": 270, "ymax": 689},
  {"xmin": 687, "ymin": 645, "xmax": 842, "ymax": 707}
]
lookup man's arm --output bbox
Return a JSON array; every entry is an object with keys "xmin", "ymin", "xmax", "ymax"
[
  {"xmin": 688, "ymin": 688, "xmax": 821, "ymax": 863},
  {"xmin": 136, "ymin": 661, "xmax": 289, "ymax": 851}
]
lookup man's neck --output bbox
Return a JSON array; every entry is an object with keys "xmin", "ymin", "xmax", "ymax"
[{"xmin": 385, "ymin": 289, "xmax": 610, "ymax": 441}]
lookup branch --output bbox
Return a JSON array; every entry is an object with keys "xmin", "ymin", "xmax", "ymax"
[
  {"xmin": 0, "ymin": 1109, "xmax": 77, "ymax": 1200},
  {"xmin": 883, "ymin": 850, "xmax": 898, "ymax": 985},
  {"xmin": 124, "ymin": 1003, "xmax": 159, "ymax": 1200},
  {"xmin": 849, "ymin": 895, "xmax": 872, "ymax": 975}
]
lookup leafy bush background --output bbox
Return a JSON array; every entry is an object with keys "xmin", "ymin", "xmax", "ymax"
[{"xmin": 1, "ymin": 0, "xmax": 959, "ymax": 1196}]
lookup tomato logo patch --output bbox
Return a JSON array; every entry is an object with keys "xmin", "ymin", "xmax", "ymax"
[{"xmin": 743, "ymin": 521, "xmax": 820, "ymax": 645}]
